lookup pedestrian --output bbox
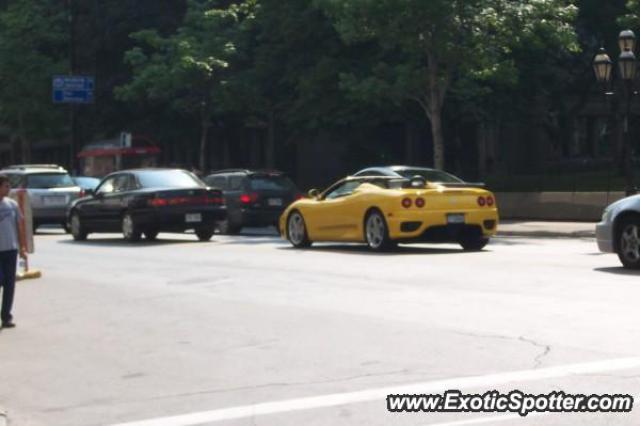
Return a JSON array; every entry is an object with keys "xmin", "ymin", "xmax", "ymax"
[{"xmin": 0, "ymin": 174, "xmax": 27, "ymax": 329}]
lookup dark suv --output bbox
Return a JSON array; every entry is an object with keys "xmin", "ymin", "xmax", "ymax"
[{"xmin": 204, "ymin": 169, "xmax": 300, "ymax": 234}]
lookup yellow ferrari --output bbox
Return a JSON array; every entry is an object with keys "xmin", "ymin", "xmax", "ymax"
[{"xmin": 279, "ymin": 172, "xmax": 499, "ymax": 251}]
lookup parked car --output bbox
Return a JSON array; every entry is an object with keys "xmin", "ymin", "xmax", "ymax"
[
  {"xmin": 67, "ymin": 168, "xmax": 226, "ymax": 242},
  {"xmin": 353, "ymin": 165, "xmax": 479, "ymax": 186},
  {"xmin": 72, "ymin": 176, "xmax": 101, "ymax": 193},
  {"xmin": 0, "ymin": 164, "xmax": 82, "ymax": 232},
  {"xmin": 204, "ymin": 169, "xmax": 301, "ymax": 234},
  {"xmin": 280, "ymin": 174, "xmax": 498, "ymax": 251},
  {"xmin": 596, "ymin": 194, "xmax": 640, "ymax": 268}
]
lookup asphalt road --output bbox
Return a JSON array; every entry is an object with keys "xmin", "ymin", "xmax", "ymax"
[{"xmin": 1, "ymin": 229, "xmax": 639, "ymax": 426}]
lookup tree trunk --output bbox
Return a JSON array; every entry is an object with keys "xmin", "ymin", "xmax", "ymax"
[
  {"xmin": 477, "ymin": 121, "xmax": 487, "ymax": 177},
  {"xmin": 199, "ymin": 109, "xmax": 209, "ymax": 173},
  {"xmin": 18, "ymin": 110, "xmax": 30, "ymax": 163},
  {"xmin": 430, "ymin": 105, "xmax": 445, "ymax": 169},
  {"xmin": 404, "ymin": 121, "xmax": 414, "ymax": 163},
  {"xmin": 265, "ymin": 108, "xmax": 276, "ymax": 168}
]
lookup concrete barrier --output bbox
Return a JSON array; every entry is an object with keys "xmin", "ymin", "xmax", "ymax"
[{"xmin": 495, "ymin": 192, "xmax": 627, "ymax": 221}]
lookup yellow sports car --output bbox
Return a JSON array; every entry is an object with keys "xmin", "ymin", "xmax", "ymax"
[{"xmin": 279, "ymin": 173, "xmax": 498, "ymax": 251}]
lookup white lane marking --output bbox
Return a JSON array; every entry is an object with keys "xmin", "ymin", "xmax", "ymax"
[
  {"xmin": 110, "ymin": 357, "xmax": 640, "ymax": 426},
  {"xmin": 426, "ymin": 412, "xmax": 546, "ymax": 426}
]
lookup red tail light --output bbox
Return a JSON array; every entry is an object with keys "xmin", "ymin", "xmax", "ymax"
[
  {"xmin": 148, "ymin": 198, "xmax": 168, "ymax": 207},
  {"xmin": 240, "ymin": 193, "xmax": 258, "ymax": 204},
  {"xmin": 79, "ymin": 189, "xmax": 85, "ymax": 198},
  {"xmin": 295, "ymin": 194, "xmax": 303, "ymax": 200},
  {"xmin": 477, "ymin": 196, "xmax": 486, "ymax": 207},
  {"xmin": 401, "ymin": 197, "xmax": 412, "ymax": 208},
  {"xmin": 486, "ymin": 195, "xmax": 494, "ymax": 207},
  {"xmin": 415, "ymin": 197, "xmax": 425, "ymax": 208},
  {"xmin": 148, "ymin": 195, "xmax": 223, "ymax": 207}
]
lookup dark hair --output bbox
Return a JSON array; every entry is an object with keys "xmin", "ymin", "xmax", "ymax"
[{"xmin": 0, "ymin": 174, "xmax": 8, "ymax": 186}]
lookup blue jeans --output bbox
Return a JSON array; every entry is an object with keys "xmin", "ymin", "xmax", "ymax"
[{"xmin": 0, "ymin": 250, "xmax": 17, "ymax": 324}]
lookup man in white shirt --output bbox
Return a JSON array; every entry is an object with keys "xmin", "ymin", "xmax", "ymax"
[{"xmin": 0, "ymin": 174, "xmax": 27, "ymax": 328}]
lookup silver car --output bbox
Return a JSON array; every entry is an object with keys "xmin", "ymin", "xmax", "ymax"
[
  {"xmin": 596, "ymin": 194, "xmax": 640, "ymax": 268},
  {"xmin": 1, "ymin": 164, "xmax": 82, "ymax": 232}
]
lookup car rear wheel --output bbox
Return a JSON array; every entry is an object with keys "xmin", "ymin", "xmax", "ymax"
[
  {"xmin": 616, "ymin": 216, "xmax": 640, "ymax": 269},
  {"xmin": 364, "ymin": 210, "xmax": 394, "ymax": 251},
  {"xmin": 144, "ymin": 230, "xmax": 159, "ymax": 241},
  {"xmin": 287, "ymin": 211, "xmax": 311, "ymax": 248},
  {"xmin": 122, "ymin": 213, "xmax": 142, "ymax": 242},
  {"xmin": 196, "ymin": 227, "xmax": 214, "ymax": 242},
  {"xmin": 218, "ymin": 219, "xmax": 242, "ymax": 235},
  {"xmin": 70, "ymin": 212, "xmax": 88, "ymax": 241},
  {"xmin": 459, "ymin": 236, "xmax": 490, "ymax": 251}
]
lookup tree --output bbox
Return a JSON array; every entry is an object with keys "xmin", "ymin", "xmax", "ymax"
[
  {"xmin": 0, "ymin": 0, "xmax": 67, "ymax": 162},
  {"xmin": 317, "ymin": 0, "xmax": 579, "ymax": 169},
  {"xmin": 116, "ymin": 0, "xmax": 256, "ymax": 172}
]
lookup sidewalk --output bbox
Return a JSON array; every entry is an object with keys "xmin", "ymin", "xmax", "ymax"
[{"xmin": 498, "ymin": 220, "xmax": 597, "ymax": 238}]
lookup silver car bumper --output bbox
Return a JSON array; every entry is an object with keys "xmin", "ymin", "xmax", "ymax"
[{"xmin": 596, "ymin": 221, "xmax": 614, "ymax": 253}]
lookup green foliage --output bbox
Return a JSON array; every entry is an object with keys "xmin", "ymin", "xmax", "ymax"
[
  {"xmin": 0, "ymin": 0, "xmax": 68, "ymax": 142},
  {"xmin": 116, "ymin": 0, "xmax": 256, "ymax": 117}
]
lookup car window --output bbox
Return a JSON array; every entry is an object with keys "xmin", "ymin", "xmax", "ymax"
[
  {"xmin": 396, "ymin": 169, "xmax": 463, "ymax": 183},
  {"xmin": 113, "ymin": 174, "xmax": 135, "ymax": 192},
  {"xmin": 136, "ymin": 170, "xmax": 204, "ymax": 189},
  {"xmin": 205, "ymin": 176, "xmax": 227, "ymax": 190},
  {"xmin": 354, "ymin": 170, "xmax": 384, "ymax": 176},
  {"xmin": 249, "ymin": 175, "xmax": 295, "ymax": 191},
  {"xmin": 228, "ymin": 176, "xmax": 244, "ymax": 191},
  {"xmin": 324, "ymin": 181, "xmax": 362, "ymax": 200},
  {"xmin": 26, "ymin": 173, "xmax": 75, "ymax": 189},
  {"xmin": 96, "ymin": 176, "xmax": 117, "ymax": 194}
]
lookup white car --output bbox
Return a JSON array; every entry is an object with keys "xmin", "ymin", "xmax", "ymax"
[{"xmin": 596, "ymin": 194, "xmax": 640, "ymax": 268}]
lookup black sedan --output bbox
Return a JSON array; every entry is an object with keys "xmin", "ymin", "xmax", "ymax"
[{"xmin": 67, "ymin": 169, "xmax": 226, "ymax": 242}]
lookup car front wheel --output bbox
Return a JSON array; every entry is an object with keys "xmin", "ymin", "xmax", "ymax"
[
  {"xmin": 287, "ymin": 211, "xmax": 311, "ymax": 248},
  {"xmin": 617, "ymin": 216, "xmax": 640, "ymax": 269},
  {"xmin": 196, "ymin": 227, "xmax": 214, "ymax": 242}
]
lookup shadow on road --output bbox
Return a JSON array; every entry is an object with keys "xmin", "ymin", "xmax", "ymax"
[
  {"xmin": 277, "ymin": 244, "xmax": 482, "ymax": 256},
  {"xmin": 56, "ymin": 237, "xmax": 211, "ymax": 247},
  {"xmin": 593, "ymin": 267, "xmax": 640, "ymax": 276}
]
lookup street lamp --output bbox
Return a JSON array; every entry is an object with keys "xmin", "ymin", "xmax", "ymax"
[{"xmin": 593, "ymin": 30, "xmax": 638, "ymax": 195}]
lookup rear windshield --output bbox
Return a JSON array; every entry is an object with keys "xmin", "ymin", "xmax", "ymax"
[
  {"xmin": 136, "ymin": 170, "xmax": 204, "ymax": 189},
  {"xmin": 249, "ymin": 175, "xmax": 295, "ymax": 191},
  {"xmin": 396, "ymin": 169, "xmax": 463, "ymax": 183},
  {"xmin": 26, "ymin": 173, "xmax": 75, "ymax": 189}
]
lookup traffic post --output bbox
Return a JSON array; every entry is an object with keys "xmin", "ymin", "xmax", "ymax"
[{"xmin": 10, "ymin": 189, "xmax": 41, "ymax": 281}]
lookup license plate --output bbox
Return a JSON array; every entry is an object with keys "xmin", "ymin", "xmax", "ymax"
[
  {"xmin": 42, "ymin": 195, "xmax": 66, "ymax": 206},
  {"xmin": 268, "ymin": 198, "xmax": 283, "ymax": 207},
  {"xmin": 185, "ymin": 213, "xmax": 202, "ymax": 223},
  {"xmin": 447, "ymin": 213, "xmax": 465, "ymax": 224}
]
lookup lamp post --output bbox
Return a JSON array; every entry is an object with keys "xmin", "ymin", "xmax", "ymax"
[{"xmin": 593, "ymin": 30, "xmax": 638, "ymax": 196}]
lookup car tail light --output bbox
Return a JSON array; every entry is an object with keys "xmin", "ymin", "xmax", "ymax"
[
  {"xmin": 79, "ymin": 189, "xmax": 85, "ymax": 198},
  {"xmin": 477, "ymin": 196, "xmax": 486, "ymax": 207},
  {"xmin": 415, "ymin": 197, "xmax": 425, "ymax": 208},
  {"xmin": 240, "ymin": 193, "xmax": 258, "ymax": 204},
  {"xmin": 486, "ymin": 195, "xmax": 494, "ymax": 207},
  {"xmin": 295, "ymin": 194, "xmax": 303, "ymax": 200},
  {"xmin": 205, "ymin": 196, "xmax": 224, "ymax": 204},
  {"xmin": 401, "ymin": 197, "xmax": 412, "ymax": 208},
  {"xmin": 148, "ymin": 198, "xmax": 168, "ymax": 207}
]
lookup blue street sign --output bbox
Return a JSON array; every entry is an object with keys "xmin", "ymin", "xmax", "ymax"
[{"xmin": 52, "ymin": 75, "xmax": 95, "ymax": 104}]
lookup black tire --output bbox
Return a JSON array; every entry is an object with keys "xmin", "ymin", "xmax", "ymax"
[
  {"xmin": 286, "ymin": 211, "xmax": 311, "ymax": 248},
  {"xmin": 218, "ymin": 219, "xmax": 242, "ymax": 235},
  {"xmin": 70, "ymin": 212, "xmax": 88, "ymax": 241},
  {"xmin": 196, "ymin": 227, "xmax": 214, "ymax": 242},
  {"xmin": 616, "ymin": 216, "xmax": 640, "ymax": 269},
  {"xmin": 364, "ymin": 209, "xmax": 394, "ymax": 251},
  {"xmin": 144, "ymin": 230, "xmax": 159, "ymax": 241},
  {"xmin": 459, "ymin": 236, "xmax": 490, "ymax": 251},
  {"xmin": 122, "ymin": 213, "xmax": 142, "ymax": 242},
  {"xmin": 61, "ymin": 222, "xmax": 71, "ymax": 234}
]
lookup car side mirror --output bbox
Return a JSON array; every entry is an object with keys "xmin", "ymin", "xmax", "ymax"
[{"xmin": 308, "ymin": 189, "xmax": 320, "ymax": 199}]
